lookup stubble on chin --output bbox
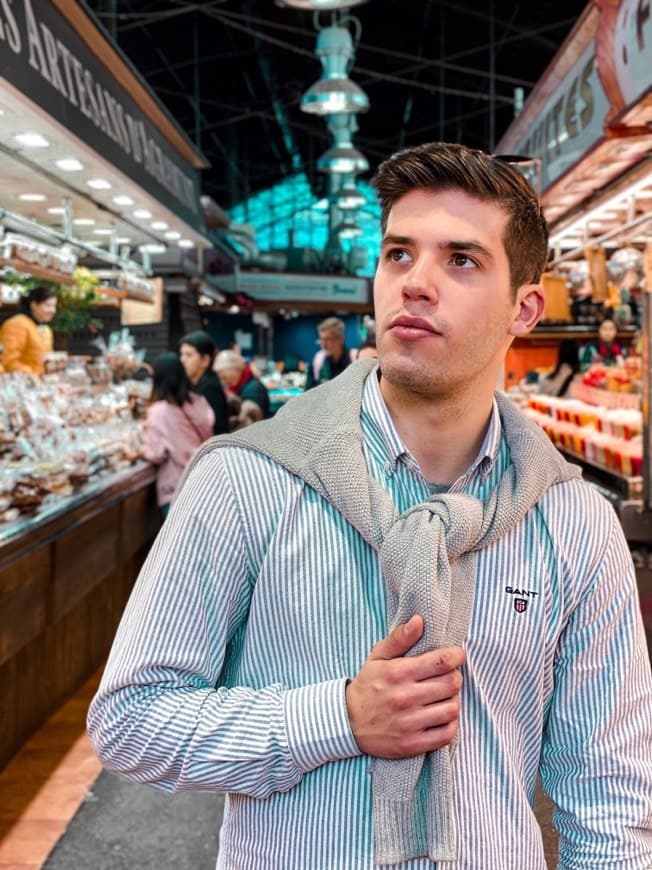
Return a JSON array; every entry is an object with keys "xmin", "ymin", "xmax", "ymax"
[{"xmin": 378, "ymin": 353, "xmax": 452, "ymax": 401}]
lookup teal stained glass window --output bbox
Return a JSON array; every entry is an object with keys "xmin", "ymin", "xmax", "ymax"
[{"xmin": 228, "ymin": 173, "xmax": 381, "ymax": 276}]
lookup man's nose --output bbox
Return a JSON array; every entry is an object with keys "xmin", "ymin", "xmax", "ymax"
[{"xmin": 401, "ymin": 261, "xmax": 439, "ymax": 304}]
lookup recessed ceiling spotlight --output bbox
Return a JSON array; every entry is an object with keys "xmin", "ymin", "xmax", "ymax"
[
  {"xmin": 133, "ymin": 209, "xmax": 152, "ymax": 220},
  {"xmin": 113, "ymin": 195, "xmax": 134, "ymax": 206},
  {"xmin": 116, "ymin": 237, "xmax": 131, "ymax": 244},
  {"xmin": 56, "ymin": 158, "xmax": 84, "ymax": 171},
  {"xmin": 48, "ymin": 207, "xmax": 65, "ymax": 215},
  {"xmin": 140, "ymin": 243, "xmax": 166, "ymax": 254},
  {"xmin": 178, "ymin": 239, "xmax": 194, "ymax": 249},
  {"xmin": 73, "ymin": 218, "xmax": 96, "ymax": 226},
  {"xmin": 14, "ymin": 132, "xmax": 49, "ymax": 148},
  {"xmin": 19, "ymin": 193, "xmax": 46, "ymax": 201},
  {"xmin": 151, "ymin": 221, "xmax": 169, "ymax": 231},
  {"xmin": 87, "ymin": 178, "xmax": 112, "ymax": 190},
  {"xmin": 164, "ymin": 231, "xmax": 181, "ymax": 240},
  {"xmin": 93, "ymin": 228, "xmax": 113, "ymax": 235}
]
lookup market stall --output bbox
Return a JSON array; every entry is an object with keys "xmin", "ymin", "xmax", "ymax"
[
  {"xmin": 0, "ymin": 0, "xmax": 210, "ymax": 765},
  {"xmin": 496, "ymin": 0, "xmax": 652, "ymax": 645}
]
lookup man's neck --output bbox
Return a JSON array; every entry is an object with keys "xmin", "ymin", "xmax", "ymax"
[{"xmin": 379, "ymin": 376, "xmax": 494, "ymax": 485}]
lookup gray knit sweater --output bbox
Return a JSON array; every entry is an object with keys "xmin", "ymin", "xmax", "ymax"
[{"xmin": 180, "ymin": 359, "xmax": 581, "ymax": 865}]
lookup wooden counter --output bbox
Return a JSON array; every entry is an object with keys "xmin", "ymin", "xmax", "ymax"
[{"xmin": 0, "ymin": 463, "xmax": 160, "ymax": 770}]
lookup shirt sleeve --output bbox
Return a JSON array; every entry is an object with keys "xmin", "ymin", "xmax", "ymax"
[
  {"xmin": 0, "ymin": 317, "xmax": 33, "ymax": 374},
  {"xmin": 142, "ymin": 409, "xmax": 169, "ymax": 466},
  {"xmin": 87, "ymin": 449, "xmax": 360, "ymax": 798},
  {"xmin": 539, "ymin": 511, "xmax": 652, "ymax": 868}
]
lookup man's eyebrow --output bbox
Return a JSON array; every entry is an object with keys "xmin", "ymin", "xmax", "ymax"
[
  {"xmin": 440, "ymin": 239, "xmax": 494, "ymax": 261},
  {"xmin": 380, "ymin": 234, "xmax": 414, "ymax": 248}
]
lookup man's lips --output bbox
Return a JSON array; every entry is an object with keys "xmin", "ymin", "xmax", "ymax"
[{"xmin": 388, "ymin": 315, "xmax": 440, "ymax": 338}]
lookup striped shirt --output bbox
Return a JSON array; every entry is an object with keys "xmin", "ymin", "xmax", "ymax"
[{"xmin": 88, "ymin": 372, "xmax": 652, "ymax": 869}]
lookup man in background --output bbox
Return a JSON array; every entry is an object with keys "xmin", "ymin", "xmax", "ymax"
[{"xmin": 305, "ymin": 316, "xmax": 353, "ymax": 389}]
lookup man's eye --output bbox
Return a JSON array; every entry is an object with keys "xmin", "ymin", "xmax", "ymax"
[
  {"xmin": 387, "ymin": 248, "xmax": 410, "ymax": 263},
  {"xmin": 450, "ymin": 253, "xmax": 476, "ymax": 269}
]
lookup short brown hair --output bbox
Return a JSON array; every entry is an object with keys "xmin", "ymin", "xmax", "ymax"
[
  {"xmin": 372, "ymin": 142, "xmax": 549, "ymax": 294},
  {"xmin": 318, "ymin": 316, "xmax": 345, "ymax": 337}
]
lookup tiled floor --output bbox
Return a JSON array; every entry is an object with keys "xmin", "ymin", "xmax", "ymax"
[{"xmin": 0, "ymin": 671, "xmax": 102, "ymax": 870}]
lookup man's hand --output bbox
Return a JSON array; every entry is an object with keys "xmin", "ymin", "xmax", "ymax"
[{"xmin": 345, "ymin": 615, "xmax": 465, "ymax": 759}]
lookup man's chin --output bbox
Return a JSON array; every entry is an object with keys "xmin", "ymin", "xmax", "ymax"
[{"xmin": 379, "ymin": 357, "xmax": 446, "ymax": 397}]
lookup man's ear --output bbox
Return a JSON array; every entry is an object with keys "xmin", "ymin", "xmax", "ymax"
[{"xmin": 508, "ymin": 284, "xmax": 545, "ymax": 337}]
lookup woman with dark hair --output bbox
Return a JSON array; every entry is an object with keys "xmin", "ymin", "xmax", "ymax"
[
  {"xmin": 539, "ymin": 338, "xmax": 580, "ymax": 397},
  {"xmin": 179, "ymin": 330, "xmax": 228, "ymax": 434},
  {"xmin": 580, "ymin": 318, "xmax": 626, "ymax": 371},
  {"xmin": 0, "ymin": 285, "xmax": 57, "ymax": 374},
  {"xmin": 143, "ymin": 352, "xmax": 214, "ymax": 517}
]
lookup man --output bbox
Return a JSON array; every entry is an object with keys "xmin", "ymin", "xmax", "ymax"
[
  {"xmin": 88, "ymin": 143, "xmax": 652, "ymax": 869},
  {"xmin": 214, "ymin": 348, "xmax": 271, "ymax": 421},
  {"xmin": 304, "ymin": 315, "xmax": 353, "ymax": 389}
]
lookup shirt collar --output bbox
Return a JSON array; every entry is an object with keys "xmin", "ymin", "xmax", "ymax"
[{"xmin": 361, "ymin": 366, "xmax": 501, "ymax": 483}]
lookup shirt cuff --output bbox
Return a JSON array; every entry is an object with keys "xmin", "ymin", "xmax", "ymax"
[{"xmin": 284, "ymin": 678, "xmax": 361, "ymax": 772}]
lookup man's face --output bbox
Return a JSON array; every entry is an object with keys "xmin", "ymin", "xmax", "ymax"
[
  {"xmin": 319, "ymin": 328, "xmax": 344, "ymax": 358},
  {"xmin": 374, "ymin": 188, "xmax": 540, "ymax": 399}
]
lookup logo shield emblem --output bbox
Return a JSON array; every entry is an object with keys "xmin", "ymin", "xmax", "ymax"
[{"xmin": 514, "ymin": 598, "xmax": 527, "ymax": 613}]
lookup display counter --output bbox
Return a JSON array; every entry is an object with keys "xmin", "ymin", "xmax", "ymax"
[
  {"xmin": 504, "ymin": 325, "xmax": 637, "ymax": 388},
  {"xmin": 0, "ymin": 461, "xmax": 159, "ymax": 770}
]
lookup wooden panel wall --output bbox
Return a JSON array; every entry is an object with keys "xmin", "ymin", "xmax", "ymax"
[{"xmin": 0, "ymin": 474, "xmax": 159, "ymax": 771}]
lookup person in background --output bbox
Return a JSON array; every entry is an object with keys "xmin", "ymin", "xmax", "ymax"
[
  {"xmin": 88, "ymin": 142, "xmax": 652, "ymax": 869},
  {"xmin": 0, "ymin": 286, "xmax": 57, "ymax": 375},
  {"xmin": 580, "ymin": 317, "xmax": 626, "ymax": 370},
  {"xmin": 179, "ymin": 330, "xmax": 228, "ymax": 434},
  {"xmin": 538, "ymin": 338, "xmax": 580, "ymax": 397},
  {"xmin": 214, "ymin": 348, "xmax": 270, "ymax": 422},
  {"xmin": 304, "ymin": 316, "xmax": 353, "ymax": 389},
  {"xmin": 357, "ymin": 340, "xmax": 379, "ymax": 361},
  {"xmin": 143, "ymin": 352, "xmax": 214, "ymax": 519}
]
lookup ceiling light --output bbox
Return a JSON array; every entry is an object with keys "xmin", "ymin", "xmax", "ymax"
[
  {"xmin": 73, "ymin": 218, "xmax": 95, "ymax": 226},
  {"xmin": 335, "ymin": 219, "xmax": 363, "ymax": 239},
  {"xmin": 278, "ymin": 1, "xmax": 367, "ymax": 7},
  {"xmin": 178, "ymin": 239, "xmax": 195, "ymax": 249},
  {"xmin": 48, "ymin": 207, "xmax": 65, "ymax": 215},
  {"xmin": 164, "ymin": 231, "xmax": 181, "ymax": 240},
  {"xmin": 56, "ymin": 158, "xmax": 84, "ymax": 171},
  {"xmin": 333, "ymin": 175, "xmax": 366, "ymax": 210},
  {"xmin": 113, "ymin": 195, "xmax": 134, "ymax": 206},
  {"xmin": 318, "ymin": 145, "xmax": 369, "ymax": 174},
  {"xmin": 301, "ymin": 27, "xmax": 369, "ymax": 116},
  {"xmin": 151, "ymin": 221, "xmax": 168, "ymax": 230},
  {"xmin": 139, "ymin": 243, "xmax": 166, "ymax": 254},
  {"xmin": 133, "ymin": 209, "xmax": 152, "ymax": 220},
  {"xmin": 19, "ymin": 193, "xmax": 46, "ymax": 201},
  {"xmin": 116, "ymin": 237, "xmax": 131, "ymax": 244},
  {"xmin": 14, "ymin": 132, "xmax": 49, "ymax": 148},
  {"xmin": 87, "ymin": 178, "xmax": 112, "ymax": 190},
  {"xmin": 93, "ymin": 228, "xmax": 113, "ymax": 236}
]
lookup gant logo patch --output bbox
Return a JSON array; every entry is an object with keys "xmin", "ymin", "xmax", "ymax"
[{"xmin": 505, "ymin": 586, "xmax": 538, "ymax": 614}]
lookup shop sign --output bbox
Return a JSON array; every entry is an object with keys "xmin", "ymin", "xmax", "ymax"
[
  {"xmin": 500, "ymin": 0, "xmax": 652, "ymax": 193},
  {"xmin": 220, "ymin": 272, "xmax": 370, "ymax": 304},
  {"xmin": 510, "ymin": 45, "xmax": 609, "ymax": 191},
  {"xmin": 0, "ymin": 0, "xmax": 204, "ymax": 234}
]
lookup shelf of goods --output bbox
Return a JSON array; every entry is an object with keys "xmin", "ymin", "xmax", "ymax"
[
  {"xmin": 0, "ymin": 364, "xmax": 160, "ymax": 768},
  {"xmin": 524, "ymin": 386, "xmax": 652, "ymax": 544}
]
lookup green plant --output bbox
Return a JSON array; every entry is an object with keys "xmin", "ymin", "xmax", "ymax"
[{"xmin": 3, "ymin": 267, "xmax": 104, "ymax": 335}]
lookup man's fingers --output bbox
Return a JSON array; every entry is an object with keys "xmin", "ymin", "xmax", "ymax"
[{"xmin": 368, "ymin": 614, "xmax": 424, "ymax": 661}]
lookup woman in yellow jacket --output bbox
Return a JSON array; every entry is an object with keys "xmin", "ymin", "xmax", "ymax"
[{"xmin": 0, "ymin": 286, "xmax": 57, "ymax": 375}]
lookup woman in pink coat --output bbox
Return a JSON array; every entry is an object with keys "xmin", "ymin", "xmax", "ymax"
[{"xmin": 143, "ymin": 352, "xmax": 215, "ymax": 517}]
